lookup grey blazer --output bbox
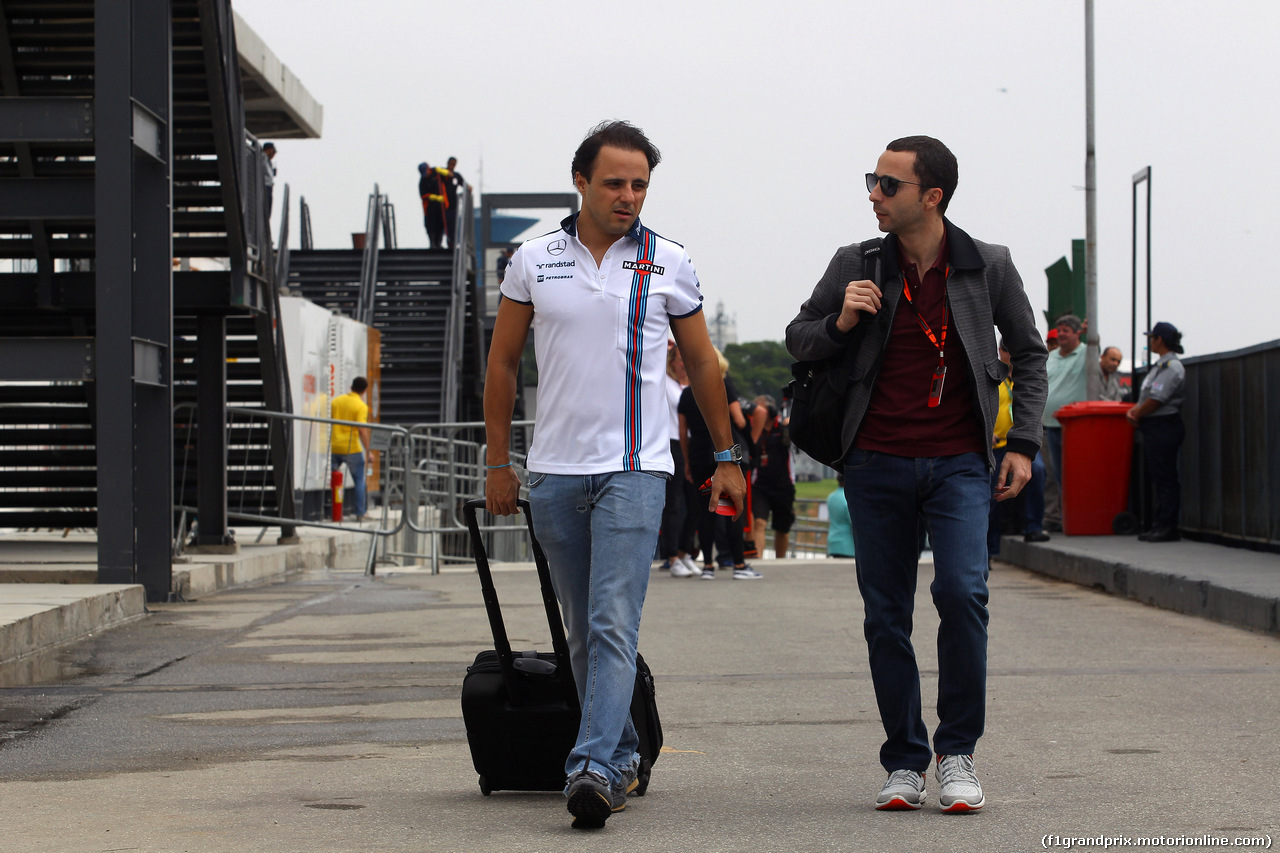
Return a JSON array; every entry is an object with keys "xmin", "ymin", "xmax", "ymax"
[{"xmin": 785, "ymin": 219, "xmax": 1048, "ymax": 470}]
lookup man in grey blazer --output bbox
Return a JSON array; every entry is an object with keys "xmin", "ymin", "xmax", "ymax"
[{"xmin": 786, "ymin": 136, "xmax": 1047, "ymax": 813}]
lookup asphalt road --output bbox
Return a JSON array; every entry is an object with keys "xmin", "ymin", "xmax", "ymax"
[{"xmin": 0, "ymin": 559, "xmax": 1276, "ymax": 853}]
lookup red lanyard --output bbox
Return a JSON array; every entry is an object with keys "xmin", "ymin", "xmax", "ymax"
[
  {"xmin": 900, "ymin": 266, "xmax": 950, "ymax": 362},
  {"xmin": 901, "ymin": 266, "xmax": 952, "ymax": 407}
]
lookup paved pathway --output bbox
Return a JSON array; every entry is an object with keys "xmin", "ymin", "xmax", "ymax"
[{"xmin": 1, "ymin": 557, "xmax": 1275, "ymax": 852}]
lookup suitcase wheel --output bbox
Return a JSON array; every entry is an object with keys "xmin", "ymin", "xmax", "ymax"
[
  {"xmin": 478, "ymin": 775, "xmax": 492, "ymax": 796},
  {"xmin": 1112, "ymin": 511, "xmax": 1140, "ymax": 535},
  {"xmin": 635, "ymin": 759, "xmax": 652, "ymax": 796}
]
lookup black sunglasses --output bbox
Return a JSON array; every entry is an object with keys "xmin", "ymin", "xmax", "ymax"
[{"xmin": 866, "ymin": 172, "xmax": 923, "ymax": 197}]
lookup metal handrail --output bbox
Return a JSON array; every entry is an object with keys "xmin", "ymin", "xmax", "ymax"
[
  {"xmin": 299, "ymin": 195, "xmax": 314, "ymax": 250},
  {"xmin": 442, "ymin": 188, "xmax": 473, "ymax": 421},
  {"xmin": 791, "ymin": 497, "xmax": 831, "ymax": 556},
  {"xmin": 381, "ymin": 196, "xmax": 398, "ymax": 249},
  {"xmin": 377, "ymin": 419, "xmax": 536, "ymax": 572},
  {"xmin": 355, "ymin": 185, "xmax": 384, "ymax": 327},
  {"xmin": 173, "ymin": 403, "xmax": 411, "ymax": 575},
  {"xmin": 275, "ymin": 183, "xmax": 291, "ymax": 289}
]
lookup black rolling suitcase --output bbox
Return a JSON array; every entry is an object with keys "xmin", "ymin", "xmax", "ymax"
[{"xmin": 461, "ymin": 498, "xmax": 662, "ymax": 797}]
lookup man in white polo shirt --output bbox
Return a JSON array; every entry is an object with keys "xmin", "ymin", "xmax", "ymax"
[{"xmin": 484, "ymin": 120, "xmax": 746, "ymax": 830}]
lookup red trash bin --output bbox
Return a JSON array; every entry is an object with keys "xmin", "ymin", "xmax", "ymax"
[{"xmin": 1056, "ymin": 401, "xmax": 1135, "ymax": 535}]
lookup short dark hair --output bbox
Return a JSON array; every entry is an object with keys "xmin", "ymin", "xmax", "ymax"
[
  {"xmin": 886, "ymin": 136, "xmax": 958, "ymax": 214},
  {"xmin": 351, "ymin": 377, "xmax": 368, "ymax": 393},
  {"xmin": 571, "ymin": 120, "xmax": 661, "ymax": 182}
]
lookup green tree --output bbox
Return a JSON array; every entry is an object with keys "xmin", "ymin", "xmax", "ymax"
[{"xmin": 723, "ymin": 340, "xmax": 793, "ymax": 402}]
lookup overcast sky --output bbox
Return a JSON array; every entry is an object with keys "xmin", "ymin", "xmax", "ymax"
[{"xmin": 235, "ymin": 0, "xmax": 1279, "ymax": 363}]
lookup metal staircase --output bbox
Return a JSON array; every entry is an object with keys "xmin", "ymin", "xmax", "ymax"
[
  {"xmin": 0, "ymin": 0, "xmax": 305, "ymax": 597},
  {"xmin": 288, "ymin": 193, "xmax": 483, "ymax": 426}
]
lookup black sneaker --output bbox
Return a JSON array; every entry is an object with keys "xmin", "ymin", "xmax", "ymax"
[
  {"xmin": 1142, "ymin": 527, "xmax": 1181, "ymax": 542},
  {"xmin": 566, "ymin": 769, "xmax": 622, "ymax": 829},
  {"xmin": 1023, "ymin": 530, "xmax": 1051, "ymax": 543}
]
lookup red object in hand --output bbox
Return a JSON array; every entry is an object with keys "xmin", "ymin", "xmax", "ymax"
[
  {"xmin": 698, "ymin": 476, "xmax": 737, "ymax": 516},
  {"xmin": 332, "ymin": 468, "xmax": 344, "ymax": 521}
]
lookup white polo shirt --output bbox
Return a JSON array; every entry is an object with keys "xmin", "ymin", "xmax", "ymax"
[{"xmin": 501, "ymin": 214, "xmax": 704, "ymax": 475}]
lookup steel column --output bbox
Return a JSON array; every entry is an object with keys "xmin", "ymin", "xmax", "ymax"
[
  {"xmin": 133, "ymin": 0, "xmax": 174, "ymax": 596},
  {"xmin": 196, "ymin": 315, "xmax": 232, "ymax": 548},
  {"xmin": 94, "ymin": 0, "xmax": 135, "ymax": 586},
  {"xmin": 94, "ymin": 0, "xmax": 174, "ymax": 599}
]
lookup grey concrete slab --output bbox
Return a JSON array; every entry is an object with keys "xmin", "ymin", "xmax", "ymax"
[
  {"xmin": 1001, "ymin": 534, "xmax": 1280, "ymax": 635},
  {"xmin": 0, "ymin": 583, "xmax": 145, "ymax": 667}
]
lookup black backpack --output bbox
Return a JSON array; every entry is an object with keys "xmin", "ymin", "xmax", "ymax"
[{"xmin": 785, "ymin": 239, "xmax": 883, "ymax": 468}]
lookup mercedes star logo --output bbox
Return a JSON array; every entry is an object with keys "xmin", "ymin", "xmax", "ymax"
[{"xmin": 548, "ymin": 239, "xmax": 567, "ymax": 256}]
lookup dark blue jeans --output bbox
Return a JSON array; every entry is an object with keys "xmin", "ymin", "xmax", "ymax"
[
  {"xmin": 1139, "ymin": 414, "xmax": 1184, "ymax": 529},
  {"xmin": 844, "ymin": 450, "xmax": 991, "ymax": 772}
]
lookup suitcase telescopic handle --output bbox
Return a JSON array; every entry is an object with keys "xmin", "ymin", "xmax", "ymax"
[{"xmin": 463, "ymin": 499, "xmax": 577, "ymax": 708}]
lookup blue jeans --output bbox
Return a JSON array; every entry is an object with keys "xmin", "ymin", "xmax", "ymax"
[
  {"xmin": 844, "ymin": 450, "xmax": 991, "ymax": 772},
  {"xmin": 527, "ymin": 470, "xmax": 667, "ymax": 788},
  {"xmin": 988, "ymin": 448, "xmax": 1046, "ymax": 558},
  {"xmin": 331, "ymin": 452, "xmax": 367, "ymax": 517}
]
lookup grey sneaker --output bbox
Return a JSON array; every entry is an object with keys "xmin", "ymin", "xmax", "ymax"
[
  {"xmin": 936, "ymin": 754, "xmax": 985, "ymax": 813},
  {"xmin": 565, "ymin": 769, "xmax": 622, "ymax": 829},
  {"xmin": 875, "ymin": 768, "xmax": 926, "ymax": 810},
  {"xmin": 616, "ymin": 762, "xmax": 639, "ymax": 799},
  {"xmin": 700, "ymin": 567, "xmax": 715, "ymax": 580},
  {"xmin": 732, "ymin": 565, "xmax": 763, "ymax": 579}
]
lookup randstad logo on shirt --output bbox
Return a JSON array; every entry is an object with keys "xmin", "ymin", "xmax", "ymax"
[
  {"xmin": 536, "ymin": 260, "xmax": 576, "ymax": 269},
  {"xmin": 623, "ymin": 261, "xmax": 665, "ymax": 276}
]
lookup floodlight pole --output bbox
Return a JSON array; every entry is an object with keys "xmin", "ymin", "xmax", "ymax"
[
  {"xmin": 1131, "ymin": 166, "xmax": 1152, "ymax": 372},
  {"xmin": 1084, "ymin": 0, "xmax": 1101, "ymax": 399}
]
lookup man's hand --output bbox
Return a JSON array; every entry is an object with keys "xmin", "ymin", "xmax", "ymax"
[
  {"xmin": 1126, "ymin": 399, "xmax": 1157, "ymax": 424},
  {"xmin": 708, "ymin": 461, "xmax": 747, "ymax": 519},
  {"xmin": 485, "ymin": 466, "xmax": 522, "ymax": 516},
  {"xmin": 994, "ymin": 451, "xmax": 1033, "ymax": 501},
  {"xmin": 835, "ymin": 279, "xmax": 883, "ymax": 333}
]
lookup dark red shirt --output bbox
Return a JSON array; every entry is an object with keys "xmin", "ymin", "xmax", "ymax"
[{"xmin": 853, "ymin": 233, "xmax": 986, "ymax": 458}]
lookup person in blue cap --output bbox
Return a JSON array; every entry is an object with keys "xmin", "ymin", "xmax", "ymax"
[{"xmin": 1127, "ymin": 322, "xmax": 1186, "ymax": 542}]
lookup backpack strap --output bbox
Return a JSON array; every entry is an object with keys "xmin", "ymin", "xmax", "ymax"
[{"xmin": 832, "ymin": 237, "xmax": 884, "ymax": 371}]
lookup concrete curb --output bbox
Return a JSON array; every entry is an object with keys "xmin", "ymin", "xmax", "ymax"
[
  {"xmin": 176, "ymin": 529, "xmax": 373, "ymax": 598},
  {"xmin": 0, "ymin": 584, "xmax": 147, "ymax": 667},
  {"xmin": 1000, "ymin": 535, "xmax": 1280, "ymax": 635},
  {"xmin": 0, "ymin": 527, "xmax": 376, "ymax": 666}
]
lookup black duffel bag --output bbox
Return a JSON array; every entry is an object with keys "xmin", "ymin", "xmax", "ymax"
[{"xmin": 785, "ymin": 239, "xmax": 882, "ymax": 468}]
